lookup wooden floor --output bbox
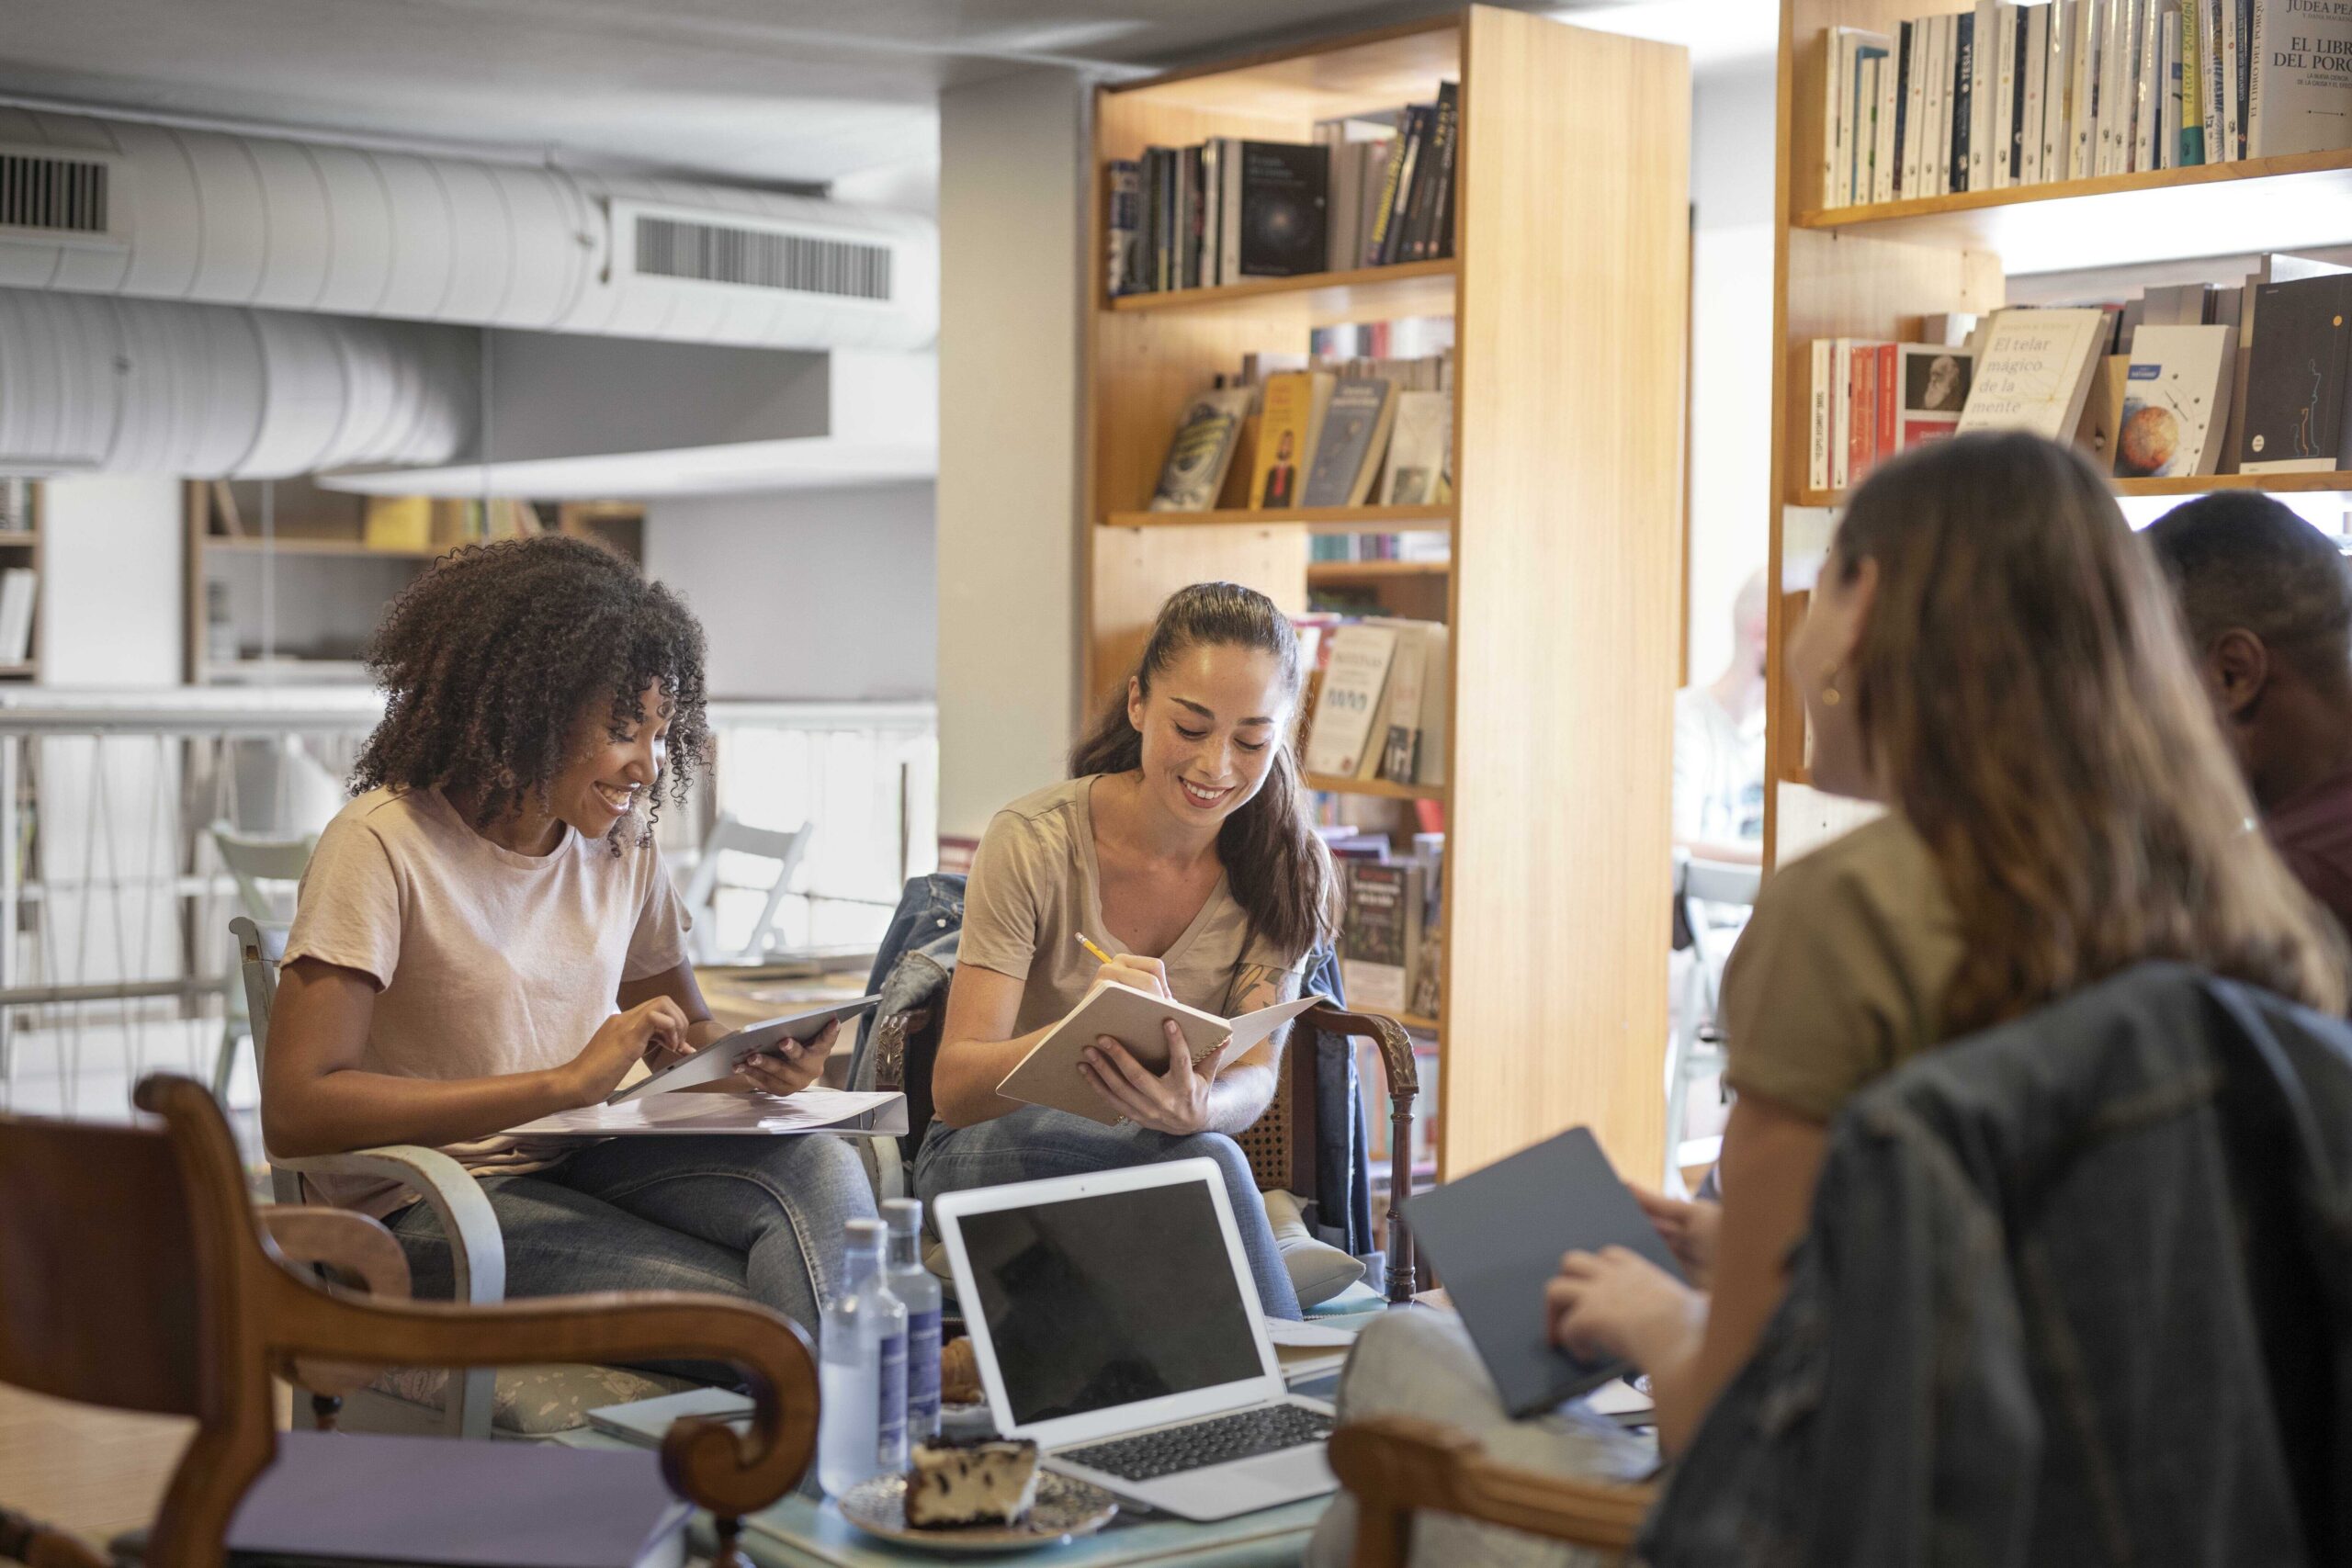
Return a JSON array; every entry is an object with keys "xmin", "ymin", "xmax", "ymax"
[{"xmin": 0, "ymin": 1383, "xmax": 193, "ymax": 1550}]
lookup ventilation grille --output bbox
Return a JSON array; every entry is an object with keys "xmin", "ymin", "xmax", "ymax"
[
  {"xmin": 634, "ymin": 215, "xmax": 891, "ymax": 301},
  {"xmin": 0, "ymin": 153, "xmax": 110, "ymax": 235}
]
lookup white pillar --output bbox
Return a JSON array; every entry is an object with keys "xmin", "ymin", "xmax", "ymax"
[{"xmin": 934, "ymin": 66, "xmax": 1088, "ymax": 847}]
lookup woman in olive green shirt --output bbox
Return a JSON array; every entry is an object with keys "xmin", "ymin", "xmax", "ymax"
[{"xmin": 1309, "ymin": 435, "xmax": 2346, "ymax": 1568}]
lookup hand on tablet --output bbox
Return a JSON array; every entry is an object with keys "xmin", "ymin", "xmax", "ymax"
[
  {"xmin": 569, "ymin": 998, "xmax": 693, "ymax": 1104},
  {"xmin": 733, "ymin": 1017, "xmax": 840, "ymax": 1097},
  {"xmin": 1080, "ymin": 1019, "xmax": 1214, "ymax": 1134},
  {"xmin": 1544, "ymin": 1247, "xmax": 1702, "ymax": 1372}
]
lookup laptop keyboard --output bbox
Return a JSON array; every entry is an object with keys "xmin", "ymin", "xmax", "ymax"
[{"xmin": 1058, "ymin": 1404, "xmax": 1335, "ymax": 1483}]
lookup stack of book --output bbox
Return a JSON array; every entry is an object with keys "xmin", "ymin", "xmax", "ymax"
[
  {"xmin": 1146, "ymin": 348, "xmax": 1454, "ymax": 513},
  {"xmin": 1806, "ymin": 337, "xmax": 1979, "ymax": 489},
  {"xmin": 1826, "ymin": 255, "xmax": 2352, "ymax": 484},
  {"xmin": 1322, "ymin": 822, "xmax": 1445, "ymax": 1029},
  {"xmin": 1296, "ymin": 615, "xmax": 1449, "ymax": 792},
  {"xmin": 1820, "ymin": 0, "xmax": 2352, "ymax": 210},
  {"xmin": 1104, "ymin": 82, "xmax": 1460, "ymax": 297}
]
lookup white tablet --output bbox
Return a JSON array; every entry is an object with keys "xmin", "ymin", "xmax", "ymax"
[{"xmin": 605, "ymin": 994, "xmax": 883, "ymax": 1103}]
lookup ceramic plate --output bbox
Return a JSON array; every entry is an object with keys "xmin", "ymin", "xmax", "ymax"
[{"xmin": 838, "ymin": 1472, "xmax": 1119, "ymax": 1553}]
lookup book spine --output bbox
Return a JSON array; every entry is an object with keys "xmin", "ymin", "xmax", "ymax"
[
  {"xmin": 1954, "ymin": 12, "xmax": 1977, "ymax": 191},
  {"xmin": 1104, "ymin": 160, "xmax": 1140, "ymax": 299},
  {"xmin": 2245, "ymin": 0, "xmax": 2265, "ymax": 154},
  {"xmin": 1826, "ymin": 28, "xmax": 1849, "ymax": 205},
  {"xmin": 1875, "ymin": 51, "xmax": 1901, "ymax": 201},
  {"xmin": 2163, "ymin": 9, "xmax": 2182, "ymax": 166},
  {"xmin": 2010, "ymin": 3, "xmax": 2031, "ymax": 181},
  {"xmin": 1904, "ymin": 21, "xmax": 1929, "ymax": 196},
  {"xmin": 1895, "ymin": 23, "xmax": 1915, "ymax": 197},
  {"xmin": 2200, "ymin": 0, "xmax": 2224, "ymax": 160},
  {"xmin": 1993, "ymin": 5, "xmax": 2018, "ymax": 188},
  {"xmin": 2177, "ymin": 0, "xmax": 2205, "ymax": 162},
  {"xmin": 1831, "ymin": 337, "xmax": 1852, "ymax": 490},
  {"xmin": 1876, "ymin": 342, "xmax": 1899, "ymax": 473},
  {"xmin": 2139, "ymin": 0, "xmax": 2162, "ymax": 168},
  {"xmin": 2023, "ymin": 6, "xmax": 2047, "ymax": 183},
  {"xmin": 1972, "ymin": 2, "xmax": 1997, "ymax": 191},
  {"xmin": 1203, "ymin": 141, "xmax": 1221, "ymax": 287},
  {"xmin": 1368, "ymin": 116, "xmax": 1412, "ymax": 264},
  {"xmin": 1178, "ymin": 145, "xmax": 1197, "ymax": 289},
  {"xmin": 2071, "ymin": 0, "xmax": 2098, "ymax": 176},
  {"xmin": 2046, "ymin": 0, "xmax": 2073, "ymax": 180},
  {"xmin": 1810, "ymin": 340, "xmax": 1833, "ymax": 491},
  {"xmin": 1423, "ymin": 81, "xmax": 1460, "ymax": 260},
  {"xmin": 2096, "ymin": 0, "xmax": 2122, "ymax": 171}
]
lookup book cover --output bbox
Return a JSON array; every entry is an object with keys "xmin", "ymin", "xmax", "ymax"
[
  {"xmin": 1234, "ymin": 141, "xmax": 1329, "ymax": 278},
  {"xmin": 1253, "ymin": 370, "xmax": 1335, "ymax": 508},
  {"xmin": 1379, "ymin": 106, "xmax": 1429, "ymax": 262},
  {"xmin": 2115, "ymin": 323, "xmax": 2237, "ymax": 475},
  {"xmin": 1957, "ymin": 307, "xmax": 2111, "ymax": 439},
  {"xmin": 1367, "ymin": 117, "xmax": 1412, "ymax": 264},
  {"xmin": 1304, "ymin": 623, "xmax": 1400, "ymax": 778},
  {"xmin": 2241, "ymin": 275, "xmax": 2352, "ymax": 471},
  {"xmin": 1301, "ymin": 378, "xmax": 1398, "ymax": 508},
  {"xmin": 1425, "ymin": 80, "xmax": 1462, "ymax": 258},
  {"xmin": 1381, "ymin": 389, "xmax": 1453, "ymax": 505},
  {"xmin": 2251, "ymin": 0, "xmax": 2352, "ymax": 155},
  {"xmin": 1375, "ymin": 629, "xmax": 1427, "ymax": 783},
  {"xmin": 1340, "ymin": 862, "xmax": 1423, "ymax": 1016},
  {"xmin": 2075, "ymin": 353, "xmax": 2134, "ymax": 467},
  {"xmin": 1148, "ymin": 387, "xmax": 1254, "ymax": 513}
]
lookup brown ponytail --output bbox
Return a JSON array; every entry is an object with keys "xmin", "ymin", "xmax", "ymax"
[{"xmin": 1070, "ymin": 582, "xmax": 1338, "ymax": 964}]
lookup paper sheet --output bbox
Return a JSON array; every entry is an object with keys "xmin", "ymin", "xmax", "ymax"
[{"xmin": 508, "ymin": 1088, "xmax": 909, "ymax": 1138}]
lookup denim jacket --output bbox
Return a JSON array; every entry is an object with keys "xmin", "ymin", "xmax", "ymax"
[{"xmin": 1639, "ymin": 963, "xmax": 2352, "ymax": 1568}]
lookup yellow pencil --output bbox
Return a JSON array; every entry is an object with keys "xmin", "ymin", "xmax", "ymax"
[{"xmin": 1075, "ymin": 931, "xmax": 1115, "ymax": 966}]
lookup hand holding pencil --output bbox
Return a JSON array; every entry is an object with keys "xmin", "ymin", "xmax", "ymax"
[{"xmin": 1076, "ymin": 931, "xmax": 1174, "ymax": 1000}]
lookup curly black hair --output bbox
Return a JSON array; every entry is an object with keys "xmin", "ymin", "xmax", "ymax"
[{"xmin": 350, "ymin": 535, "xmax": 709, "ymax": 851}]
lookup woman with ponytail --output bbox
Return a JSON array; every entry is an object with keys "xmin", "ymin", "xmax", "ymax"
[{"xmin": 919, "ymin": 581, "xmax": 1337, "ymax": 1318}]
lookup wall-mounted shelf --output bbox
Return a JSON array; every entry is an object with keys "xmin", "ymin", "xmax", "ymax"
[
  {"xmin": 1792, "ymin": 470, "xmax": 2352, "ymax": 509},
  {"xmin": 1793, "ymin": 148, "xmax": 2352, "ymax": 272},
  {"xmin": 1107, "ymin": 259, "xmax": 1458, "ymax": 322},
  {"xmin": 1102, "ymin": 504, "xmax": 1456, "ymax": 534},
  {"xmin": 1303, "ymin": 773, "xmax": 1448, "ymax": 802},
  {"xmin": 203, "ymin": 536, "xmax": 447, "ymax": 560},
  {"xmin": 1306, "ymin": 559, "xmax": 1451, "ymax": 587}
]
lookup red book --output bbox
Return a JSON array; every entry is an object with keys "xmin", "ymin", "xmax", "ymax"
[{"xmin": 1849, "ymin": 342, "xmax": 1875, "ymax": 484}]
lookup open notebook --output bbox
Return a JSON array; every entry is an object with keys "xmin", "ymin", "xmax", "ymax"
[{"xmin": 995, "ymin": 980, "xmax": 1328, "ymax": 1125}]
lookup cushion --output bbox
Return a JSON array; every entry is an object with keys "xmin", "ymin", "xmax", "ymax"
[
  {"xmin": 369, "ymin": 1362, "xmax": 697, "ymax": 1436},
  {"xmin": 1262, "ymin": 1189, "xmax": 1367, "ymax": 1309}
]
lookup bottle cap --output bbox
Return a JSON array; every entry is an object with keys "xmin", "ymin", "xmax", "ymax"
[
  {"xmin": 843, "ymin": 1218, "xmax": 886, "ymax": 1247},
  {"xmin": 882, "ymin": 1197, "xmax": 922, "ymax": 1232}
]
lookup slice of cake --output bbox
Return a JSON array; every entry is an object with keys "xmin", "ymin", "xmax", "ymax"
[{"xmin": 903, "ymin": 1437, "xmax": 1042, "ymax": 1529}]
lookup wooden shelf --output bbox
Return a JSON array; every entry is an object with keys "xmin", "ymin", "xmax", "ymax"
[
  {"xmin": 0, "ymin": 664, "xmax": 37, "ymax": 679},
  {"xmin": 1107, "ymin": 259, "xmax": 1457, "ymax": 321},
  {"xmin": 1304, "ymin": 773, "xmax": 1446, "ymax": 802},
  {"xmin": 0, "ymin": 533, "xmax": 38, "ymax": 547},
  {"xmin": 1398, "ymin": 1012, "xmax": 1441, "ymax": 1035},
  {"xmin": 1306, "ymin": 559, "xmax": 1451, "ymax": 586},
  {"xmin": 1102, "ymin": 505, "xmax": 1455, "ymax": 535},
  {"xmin": 203, "ymin": 536, "xmax": 445, "ymax": 560},
  {"xmin": 1791, "ymin": 148, "xmax": 2352, "ymax": 273},
  {"xmin": 1793, "ymin": 470, "xmax": 2352, "ymax": 509}
]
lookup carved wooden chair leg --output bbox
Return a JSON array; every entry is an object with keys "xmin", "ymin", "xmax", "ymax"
[{"xmin": 710, "ymin": 1515, "xmax": 744, "ymax": 1568}]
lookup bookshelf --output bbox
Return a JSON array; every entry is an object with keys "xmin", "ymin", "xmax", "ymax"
[
  {"xmin": 1086, "ymin": 8, "xmax": 1690, "ymax": 1181},
  {"xmin": 1766, "ymin": 6, "xmax": 2352, "ymax": 866}
]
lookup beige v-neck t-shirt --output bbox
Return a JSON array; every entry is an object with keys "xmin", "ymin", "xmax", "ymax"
[
  {"xmin": 280, "ymin": 785, "xmax": 691, "ymax": 1216},
  {"xmin": 959, "ymin": 776, "xmax": 1304, "ymax": 1034}
]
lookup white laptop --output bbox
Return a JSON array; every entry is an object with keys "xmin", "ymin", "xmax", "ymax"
[{"xmin": 933, "ymin": 1159, "xmax": 1338, "ymax": 1521}]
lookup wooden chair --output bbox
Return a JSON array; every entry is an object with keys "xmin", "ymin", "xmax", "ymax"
[
  {"xmin": 0, "ymin": 1075, "xmax": 817, "ymax": 1568},
  {"xmin": 1328, "ymin": 1416, "xmax": 1659, "ymax": 1566}
]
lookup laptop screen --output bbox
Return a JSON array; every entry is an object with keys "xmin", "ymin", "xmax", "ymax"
[{"xmin": 956, "ymin": 1178, "xmax": 1265, "ymax": 1427}]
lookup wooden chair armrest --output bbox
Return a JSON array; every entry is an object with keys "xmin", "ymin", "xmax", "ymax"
[
  {"xmin": 1328, "ymin": 1414, "xmax": 1657, "ymax": 1565},
  {"xmin": 259, "ymin": 1207, "xmax": 411, "ymax": 1299},
  {"xmin": 1303, "ymin": 1004, "xmax": 1422, "ymax": 1303},
  {"xmin": 261, "ymin": 1277, "xmax": 819, "ymax": 1522},
  {"xmin": 274, "ymin": 1145, "xmax": 503, "ymax": 1303},
  {"xmin": 0, "ymin": 1508, "xmax": 109, "ymax": 1568}
]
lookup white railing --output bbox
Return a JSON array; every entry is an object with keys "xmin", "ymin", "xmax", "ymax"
[{"xmin": 0, "ymin": 687, "xmax": 937, "ymax": 1129}]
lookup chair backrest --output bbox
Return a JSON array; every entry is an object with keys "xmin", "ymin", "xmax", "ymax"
[
  {"xmin": 210, "ymin": 821, "xmax": 314, "ymax": 926},
  {"xmin": 231, "ymin": 917, "xmax": 301, "ymax": 1204},
  {"xmin": 679, "ymin": 813, "xmax": 813, "ymax": 964}
]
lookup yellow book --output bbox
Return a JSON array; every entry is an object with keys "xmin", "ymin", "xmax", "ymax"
[
  {"xmin": 1249, "ymin": 371, "xmax": 1334, "ymax": 510},
  {"xmin": 363, "ymin": 496, "xmax": 433, "ymax": 552}
]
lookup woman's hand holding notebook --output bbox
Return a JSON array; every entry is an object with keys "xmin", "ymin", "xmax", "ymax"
[{"xmin": 994, "ymin": 981, "xmax": 1329, "ymax": 1125}]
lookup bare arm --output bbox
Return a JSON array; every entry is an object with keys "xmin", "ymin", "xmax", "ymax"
[
  {"xmin": 933, "ymin": 961, "xmax": 1076, "ymax": 1127},
  {"xmin": 262, "ymin": 957, "xmax": 690, "ymax": 1159}
]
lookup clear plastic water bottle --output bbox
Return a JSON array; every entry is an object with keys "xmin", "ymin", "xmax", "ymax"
[
  {"xmin": 883, "ymin": 1198, "xmax": 944, "ymax": 1444},
  {"xmin": 817, "ymin": 1218, "xmax": 909, "ymax": 1498}
]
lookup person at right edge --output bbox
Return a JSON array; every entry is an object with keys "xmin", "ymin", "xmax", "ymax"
[{"xmin": 2146, "ymin": 491, "xmax": 2352, "ymax": 947}]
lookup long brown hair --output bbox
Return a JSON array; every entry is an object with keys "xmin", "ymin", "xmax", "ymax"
[
  {"xmin": 1833, "ymin": 433, "xmax": 2346, "ymax": 1029},
  {"xmin": 1070, "ymin": 582, "xmax": 1336, "ymax": 964}
]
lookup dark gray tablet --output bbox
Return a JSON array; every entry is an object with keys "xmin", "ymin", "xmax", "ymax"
[{"xmin": 1402, "ymin": 1125, "xmax": 1687, "ymax": 1416}]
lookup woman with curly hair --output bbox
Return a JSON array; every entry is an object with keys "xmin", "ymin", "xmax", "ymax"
[{"xmin": 265, "ymin": 534, "xmax": 874, "ymax": 1342}]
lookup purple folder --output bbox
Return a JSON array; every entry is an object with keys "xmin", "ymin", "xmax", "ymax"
[{"xmin": 227, "ymin": 1429, "xmax": 693, "ymax": 1568}]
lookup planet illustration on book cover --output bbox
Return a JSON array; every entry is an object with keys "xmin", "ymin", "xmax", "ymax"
[{"xmin": 2115, "ymin": 403, "xmax": 2180, "ymax": 479}]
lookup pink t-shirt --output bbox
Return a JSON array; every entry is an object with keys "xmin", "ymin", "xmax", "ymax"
[
  {"xmin": 2267, "ymin": 767, "xmax": 2352, "ymax": 948},
  {"xmin": 280, "ymin": 786, "xmax": 689, "ymax": 1215}
]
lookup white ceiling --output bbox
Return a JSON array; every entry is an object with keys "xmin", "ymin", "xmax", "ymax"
[{"xmin": 0, "ymin": 0, "xmax": 1778, "ymax": 192}]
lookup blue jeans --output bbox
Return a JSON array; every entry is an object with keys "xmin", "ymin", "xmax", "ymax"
[
  {"xmin": 913, "ymin": 1106, "xmax": 1302, "ymax": 1320},
  {"xmin": 389, "ymin": 1133, "xmax": 876, "ymax": 1356}
]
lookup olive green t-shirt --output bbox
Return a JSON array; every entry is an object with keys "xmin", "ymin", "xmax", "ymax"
[
  {"xmin": 1721, "ymin": 812, "xmax": 1966, "ymax": 1122},
  {"xmin": 959, "ymin": 776, "xmax": 1304, "ymax": 1035}
]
